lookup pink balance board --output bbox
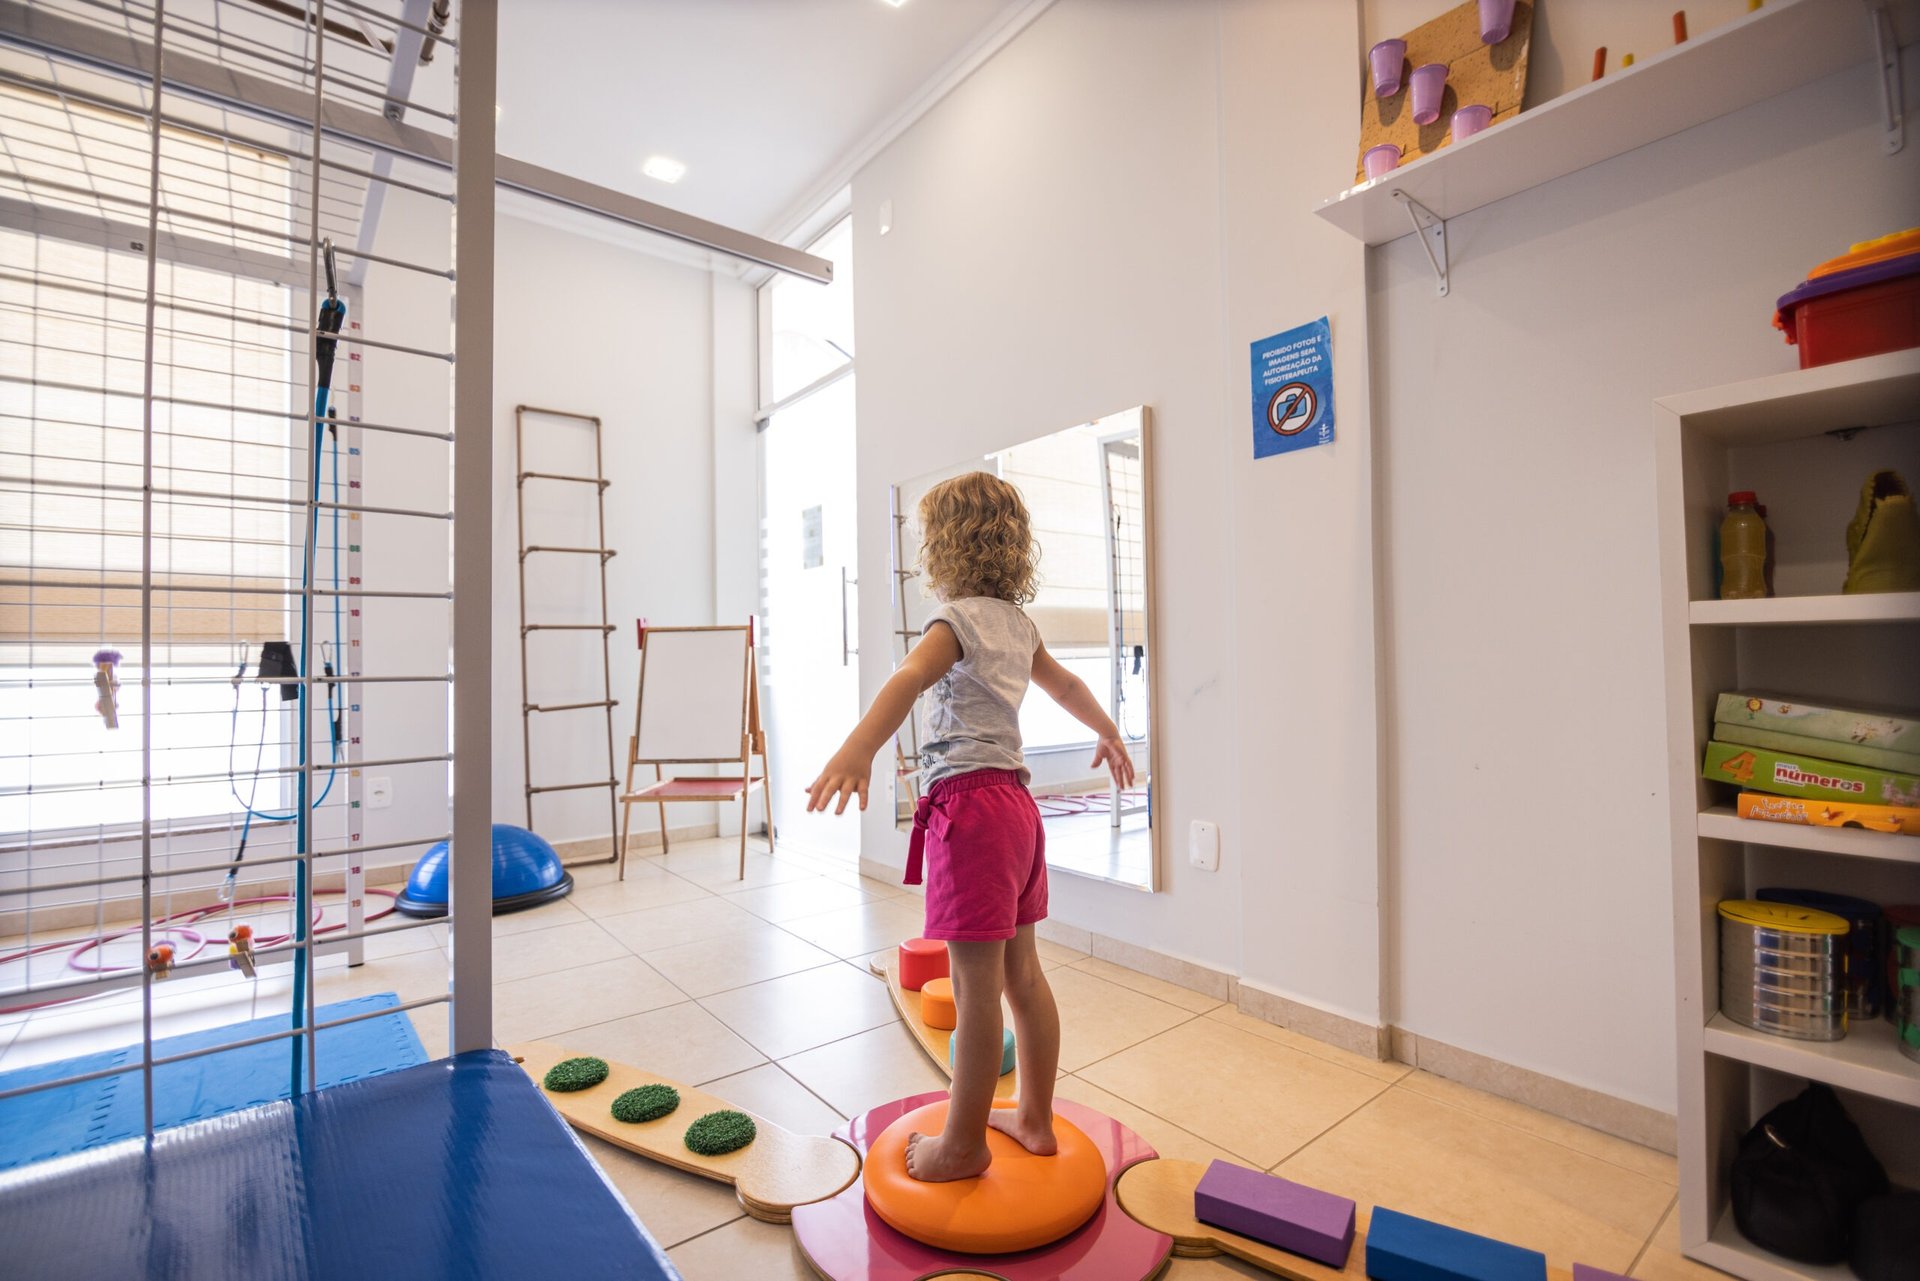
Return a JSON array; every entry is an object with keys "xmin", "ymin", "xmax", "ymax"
[{"xmin": 790, "ymin": 1092, "xmax": 1171, "ymax": 1281}]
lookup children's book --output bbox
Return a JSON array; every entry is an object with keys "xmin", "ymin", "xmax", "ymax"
[
  {"xmin": 1714, "ymin": 693, "xmax": 1920, "ymax": 755},
  {"xmin": 1712, "ymin": 721, "xmax": 1920, "ymax": 775},
  {"xmin": 1736, "ymin": 792, "xmax": 1918, "ymax": 836}
]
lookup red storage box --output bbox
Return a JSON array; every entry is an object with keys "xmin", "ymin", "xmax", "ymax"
[{"xmin": 1774, "ymin": 251, "xmax": 1920, "ymax": 369}]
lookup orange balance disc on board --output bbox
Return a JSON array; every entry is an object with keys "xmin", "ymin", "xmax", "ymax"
[
  {"xmin": 919, "ymin": 976, "xmax": 957, "ymax": 1031},
  {"xmin": 861, "ymin": 1100, "xmax": 1107, "ymax": 1254}
]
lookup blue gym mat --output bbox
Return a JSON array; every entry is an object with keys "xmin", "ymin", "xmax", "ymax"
[
  {"xmin": 0, "ymin": 1049, "xmax": 680, "ymax": 1281},
  {"xmin": 0, "ymin": 991, "xmax": 427, "ymax": 1173}
]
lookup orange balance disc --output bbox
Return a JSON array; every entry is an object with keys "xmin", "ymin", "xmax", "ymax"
[{"xmin": 861, "ymin": 1100, "xmax": 1108, "ymax": 1254}]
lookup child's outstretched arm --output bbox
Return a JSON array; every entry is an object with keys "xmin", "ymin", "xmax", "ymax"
[
  {"xmin": 806, "ymin": 623, "xmax": 963, "ymax": 815},
  {"xmin": 1031, "ymin": 641, "xmax": 1136, "ymax": 788}
]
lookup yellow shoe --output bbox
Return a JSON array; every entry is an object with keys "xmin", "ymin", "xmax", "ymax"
[{"xmin": 1844, "ymin": 470, "xmax": 1920, "ymax": 594}]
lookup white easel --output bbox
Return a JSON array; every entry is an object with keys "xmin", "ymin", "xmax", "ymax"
[{"xmin": 617, "ymin": 621, "xmax": 774, "ymax": 881}]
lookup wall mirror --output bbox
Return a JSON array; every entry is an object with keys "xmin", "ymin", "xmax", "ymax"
[{"xmin": 888, "ymin": 407, "xmax": 1158, "ymax": 891}]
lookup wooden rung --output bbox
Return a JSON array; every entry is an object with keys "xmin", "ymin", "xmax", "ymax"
[
  {"xmin": 518, "ymin": 470, "xmax": 609, "ymax": 488},
  {"xmin": 523, "ymin": 623, "xmax": 617, "ymax": 633},
  {"xmin": 526, "ymin": 700, "xmax": 617, "ymax": 713},
  {"xmin": 521, "ymin": 546, "xmax": 616, "ymax": 559},
  {"xmin": 527, "ymin": 778, "xmax": 618, "ymax": 794}
]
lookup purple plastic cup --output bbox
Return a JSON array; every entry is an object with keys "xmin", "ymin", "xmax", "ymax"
[
  {"xmin": 1409, "ymin": 63, "xmax": 1448, "ymax": 126},
  {"xmin": 1479, "ymin": 0, "xmax": 1517, "ymax": 44},
  {"xmin": 1451, "ymin": 104, "xmax": 1493, "ymax": 140},
  {"xmin": 1369, "ymin": 39, "xmax": 1407, "ymax": 98},
  {"xmin": 1362, "ymin": 144, "xmax": 1401, "ymax": 180}
]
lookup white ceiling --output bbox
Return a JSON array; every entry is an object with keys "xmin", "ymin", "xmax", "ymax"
[{"xmin": 482, "ymin": 0, "xmax": 1029, "ymax": 239}]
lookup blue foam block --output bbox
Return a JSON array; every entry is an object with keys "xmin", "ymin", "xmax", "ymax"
[
  {"xmin": 0, "ymin": 1049, "xmax": 678, "ymax": 1281},
  {"xmin": 1366, "ymin": 1207, "xmax": 1548, "ymax": 1281},
  {"xmin": 0, "ymin": 992, "xmax": 426, "ymax": 1172}
]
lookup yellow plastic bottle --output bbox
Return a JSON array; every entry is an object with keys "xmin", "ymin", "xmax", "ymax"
[{"xmin": 1719, "ymin": 491, "xmax": 1768, "ymax": 599}]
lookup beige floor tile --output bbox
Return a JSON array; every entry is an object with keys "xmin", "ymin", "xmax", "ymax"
[
  {"xmin": 1398, "ymin": 1070, "xmax": 1678, "ymax": 1185},
  {"xmin": 357, "ymin": 917, "xmax": 444, "ymax": 959},
  {"xmin": 1078, "ymin": 1015, "xmax": 1390, "ymax": 1169},
  {"xmin": 719, "ymin": 876, "xmax": 876, "ymax": 924},
  {"xmin": 490, "ymin": 954, "xmax": 685, "ymax": 1044},
  {"xmin": 856, "ymin": 875, "xmax": 910, "ymax": 899},
  {"xmin": 596, "ymin": 897, "xmax": 768, "ymax": 956},
  {"xmin": 1632, "ymin": 1201, "xmax": 1736, "ymax": 1281},
  {"xmin": 578, "ymin": 1133, "xmax": 744, "ymax": 1250},
  {"xmin": 1054, "ymin": 1074, "xmax": 1239, "ymax": 1168},
  {"xmin": 567, "ymin": 865, "xmax": 712, "ymax": 919},
  {"xmin": 1046, "ymin": 965, "xmax": 1202, "ymax": 1073},
  {"xmin": 4, "ymin": 984, "xmax": 260, "ymax": 1070},
  {"xmin": 562, "ymin": 1000, "xmax": 767, "ymax": 1085},
  {"xmin": 485, "ymin": 896, "xmax": 594, "ymax": 939},
  {"xmin": 487, "ymin": 919, "xmax": 629, "ymax": 984},
  {"xmin": 1071, "ymin": 957, "xmax": 1222, "ymax": 1014},
  {"xmin": 1035, "ymin": 937, "xmax": 1090, "ymax": 966},
  {"xmin": 703, "ymin": 1063, "xmax": 848, "ymax": 1133},
  {"xmin": 666, "ymin": 1213, "xmax": 814, "ymax": 1281},
  {"xmin": 1279, "ymin": 1087, "xmax": 1672, "ymax": 1273},
  {"xmin": 406, "ymin": 1006, "xmax": 449, "ymax": 1059},
  {"xmin": 310, "ymin": 947, "xmax": 452, "ymax": 1006},
  {"xmin": 778, "ymin": 1023, "xmax": 949, "ymax": 1119},
  {"xmin": 698, "ymin": 959, "xmax": 895, "ymax": 1059},
  {"xmin": 1205, "ymin": 1005, "xmax": 1410, "ymax": 1084},
  {"xmin": 653, "ymin": 847, "xmax": 814, "ymax": 892},
  {"xmin": 776, "ymin": 897, "xmax": 928, "ymax": 960},
  {"xmin": 643, "ymin": 926, "xmax": 841, "ymax": 999}
]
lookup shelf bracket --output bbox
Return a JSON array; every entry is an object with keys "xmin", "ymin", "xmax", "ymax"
[
  {"xmin": 1394, "ymin": 190, "xmax": 1449, "ymax": 297},
  {"xmin": 1868, "ymin": 0, "xmax": 1905, "ymax": 155}
]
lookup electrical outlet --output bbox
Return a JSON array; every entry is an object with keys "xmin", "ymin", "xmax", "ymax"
[
  {"xmin": 1189, "ymin": 819, "xmax": 1219, "ymax": 871},
  {"xmin": 367, "ymin": 776, "xmax": 393, "ymax": 809}
]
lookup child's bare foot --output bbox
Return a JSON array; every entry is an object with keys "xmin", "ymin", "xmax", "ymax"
[
  {"xmin": 905, "ymin": 1131, "xmax": 992, "ymax": 1182},
  {"xmin": 986, "ymin": 1107, "xmax": 1058, "ymax": 1156}
]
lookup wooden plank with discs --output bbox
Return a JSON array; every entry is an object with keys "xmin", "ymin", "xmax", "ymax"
[
  {"xmin": 872, "ymin": 953, "xmax": 1017, "ymax": 1099},
  {"xmin": 510, "ymin": 1041, "xmax": 858, "ymax": 1222},
  {"xmin": 1116, "ymin": 1158, "xmax": 1576, "ymax": 1281}
]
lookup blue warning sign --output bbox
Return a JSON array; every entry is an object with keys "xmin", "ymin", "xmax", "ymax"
[{"xmin": 1250, "ymin": 317, "xmax": 1334, "ymax": 459}]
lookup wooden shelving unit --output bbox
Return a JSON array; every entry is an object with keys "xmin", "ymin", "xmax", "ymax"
[
  {"xmin": 1657, "ymin": 349, "xmax": 1920, "ymax": 1281},
  {"xmin": 1315, "ymin": 0, "xmax": 1907, "ymax": 247}
]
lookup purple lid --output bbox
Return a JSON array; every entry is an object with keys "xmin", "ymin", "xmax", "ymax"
[{"xmin": 1776, "ymin": 252, "xmax": 1920, "ymax": 316}]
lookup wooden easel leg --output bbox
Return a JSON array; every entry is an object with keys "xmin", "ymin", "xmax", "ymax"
[
  {"xmin": 761, "ymin": 748, "xmax": 776, "ymax": 854},
  {"xmin": 737, "ymin": 777, "xmax": 749, "ymax": 881},
  {"xmin": 618, "ymin": 797, "xmax": 632, "ymax": 883},
  {"xmin": 655, "ymin": 764, "xmax": 669, "ymax": 855}
]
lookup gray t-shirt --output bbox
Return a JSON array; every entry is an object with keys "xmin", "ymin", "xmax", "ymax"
[{"xmin": 918, "ymin": 597, "xmax": 1038, "ymax": 788}]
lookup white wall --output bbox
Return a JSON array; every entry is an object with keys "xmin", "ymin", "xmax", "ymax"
[
  {"xmin": 851, "ymin": 0, "xmax": 1380, "ymax": 1020},
  {"xmin": 1371, "ymin": 45, "xmax": 1920, "ymax": 1112}
]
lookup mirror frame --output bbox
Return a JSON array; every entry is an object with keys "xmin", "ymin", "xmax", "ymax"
[{"xmin": 885, "ymin": 407, "xmax": 1162, "ymax": 893}]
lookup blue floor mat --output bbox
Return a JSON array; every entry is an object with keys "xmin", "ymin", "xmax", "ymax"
[{"xmin": 0, "ymin": 991, "xmax": 427, "ymax": 1173}]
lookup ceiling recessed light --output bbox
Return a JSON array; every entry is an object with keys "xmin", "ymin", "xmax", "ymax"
[
  {"xmin": 642, "ymin": 155, "xmax": 687, "ymax": 184},
  {"xmin": 882, "ymin": 0, "xmax": 908, "ymax": 7}
]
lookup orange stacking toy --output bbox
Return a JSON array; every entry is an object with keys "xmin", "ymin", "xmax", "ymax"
[
  {"xmin": 896, "ymin": 937, "xmax": 948, "ymax": 992},
  {"xmin": 920, "ymin": 976, "xmax": 957, "ymax": 1030}
]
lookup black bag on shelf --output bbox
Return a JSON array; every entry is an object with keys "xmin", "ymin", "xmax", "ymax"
[
  {"xmin": 1731, "ymin": 1082, "xmax": 1888, "ymax": 1263},
  {"xmin": 1850, "ymin": 1191, "xmax": 1920, "ymax": 1281}
]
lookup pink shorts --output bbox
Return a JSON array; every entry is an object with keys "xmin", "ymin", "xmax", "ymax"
[{"xmin": 906, "ymin": 769, "xmax": 1047, "ymax": 942}]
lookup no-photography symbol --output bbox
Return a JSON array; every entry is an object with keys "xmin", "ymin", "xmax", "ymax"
[{"xmin": 1266, "ymin": 381, "xmax": 1317, "ymax": 436}]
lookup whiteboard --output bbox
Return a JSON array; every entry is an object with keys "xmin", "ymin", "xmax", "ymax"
[{"xmin": 635, "ymin": 627, "xmax": 749, "ymax": 762}]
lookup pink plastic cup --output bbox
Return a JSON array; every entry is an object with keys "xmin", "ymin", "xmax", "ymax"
[
  {"xmin": 1362, "ymin": 144, "xmax": 1401, "ymax": 180},
  {"xmin": 1369, "ymin": 39, "xmax": 1407, "ymax": 98},
  {"xmin": 1409, "ymin": 63, "xmax": 1448, "ymax": 126},
  {"xmin": 1479, "ymin": 0, "xmax": 1517, "ymax": 44},
  {"xmin": 1451, "ymin": 104, "xmax": 1493, "ymax": 140}
]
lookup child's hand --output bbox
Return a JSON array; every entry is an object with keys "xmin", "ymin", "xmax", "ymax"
[
  {"xmin": 806, "ymin": 750, "xmax": 871, "ymax": 815},
  {"xmin": 1091, "ymin": 736, "xmax": 1135, "ymax": 789}
]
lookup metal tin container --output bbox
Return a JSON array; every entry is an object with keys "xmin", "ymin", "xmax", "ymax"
[
  {"xmin": 1759, "ymin": 887, "xmax": 1885, "ymax": 1019},
  {"xmin": 1897, "ymin": 925, "xmax": 1920, "ymax": 1065},
  {"xmin": 1718, "ymin": 900, "xmax": 1849, "ymax": 1041}
]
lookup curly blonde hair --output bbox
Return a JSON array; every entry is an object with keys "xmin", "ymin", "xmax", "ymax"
[{"xmin": 917, "ymin": 471, "xmax": 1039, "ymax": 605}]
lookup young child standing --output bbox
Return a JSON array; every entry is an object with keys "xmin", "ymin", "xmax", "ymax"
[{"xmin": 806, "ymin": 471, "xmax": 1135, "ymax": 1183}]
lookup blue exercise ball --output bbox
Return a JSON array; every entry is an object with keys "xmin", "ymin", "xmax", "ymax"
[{"xmin": 393, "ymin": 823, "xmax": 574, "ymax": 918}]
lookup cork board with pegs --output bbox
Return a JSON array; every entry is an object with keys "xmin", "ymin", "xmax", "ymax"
[
  {"xmin": 1355, "ymin": 0, "xmax": 1534, "ymax": 183},
  {"xmin": 509, "ymin": 1041, "xmax": 859, "ymax": 1222},
  {"xmin": 871, "ymin": 952, "xmax": 1019, "ymax": 1099}
]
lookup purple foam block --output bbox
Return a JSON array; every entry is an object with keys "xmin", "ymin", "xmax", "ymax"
[
  {"xmin": 1573, "ymin": 1267, "xmax": 1633, "ymax": 1281},
  {"xmin": 1193, "ymin": 1159, "xmax": 1356, "ymax": 1268}
]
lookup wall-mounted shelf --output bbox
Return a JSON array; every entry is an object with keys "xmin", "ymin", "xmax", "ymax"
[
  {"xmin": 1315, "ymin": 0, "xmax": 1906, "ymax": 246},
  {"xmin": 1689, "ymin": 592, "xmax": 1920, "ymax": 625},
  {"xmin": 1697, "ymin": 806, "xmax": 1920, "ymax": 862}
]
